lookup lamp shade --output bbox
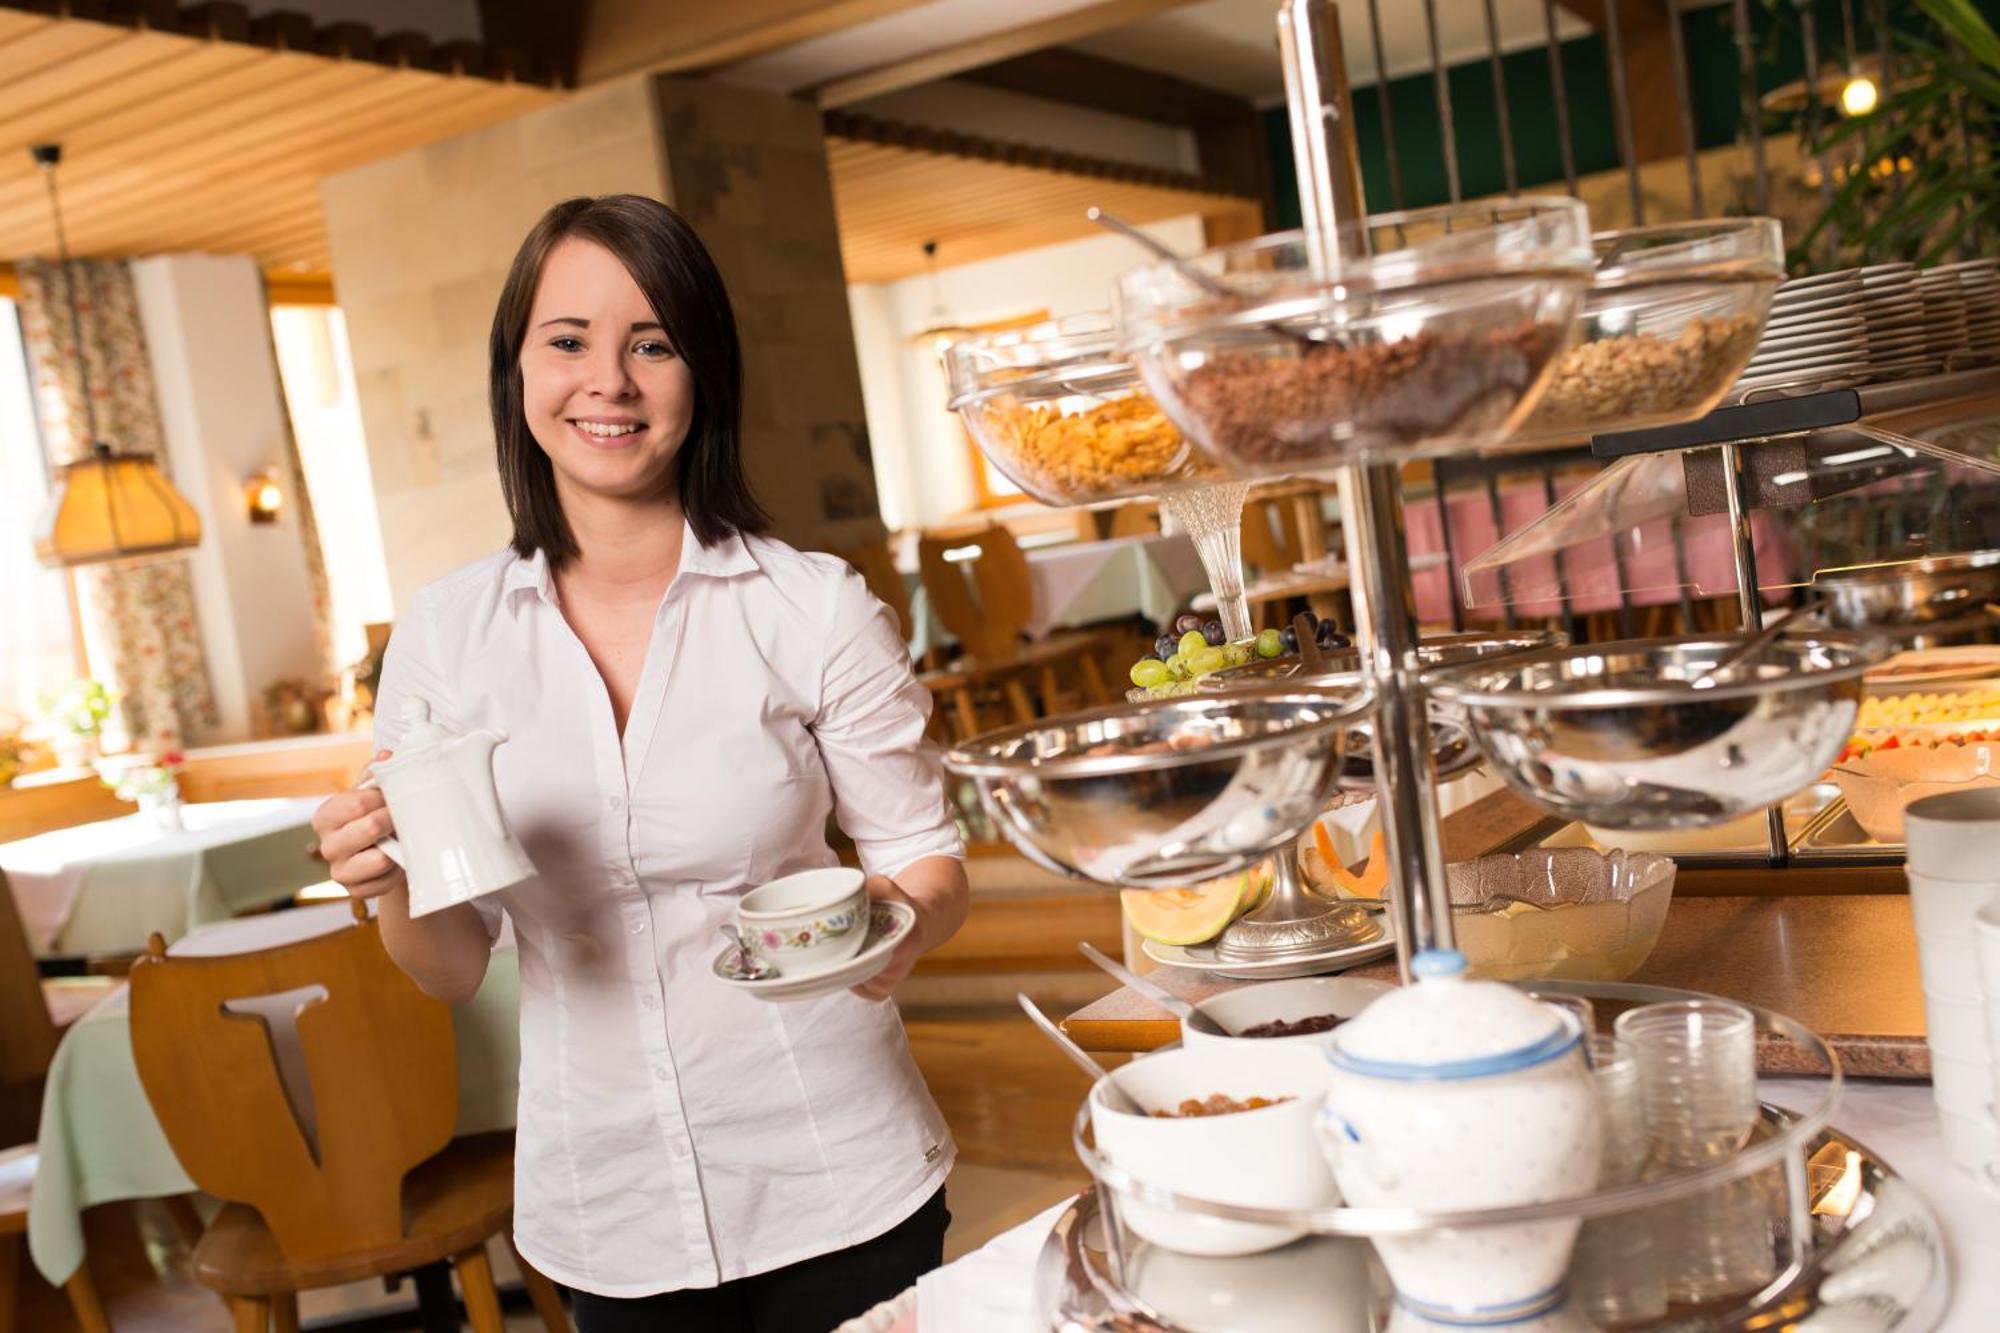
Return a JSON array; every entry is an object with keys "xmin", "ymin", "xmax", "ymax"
[{"xmin": 34, "ymin": 446, "xmax": 202, "ymax": 567}]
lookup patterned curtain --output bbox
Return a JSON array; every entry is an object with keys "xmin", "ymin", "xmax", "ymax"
[{"xmin": 17, "ymin": 258, "xmax": 218, "ymax": 750}]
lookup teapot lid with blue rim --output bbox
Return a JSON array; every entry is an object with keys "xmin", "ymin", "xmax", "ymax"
[{"xmin": 1327, "ymin": 949, "xmax": 1578, "ymax": 1080}]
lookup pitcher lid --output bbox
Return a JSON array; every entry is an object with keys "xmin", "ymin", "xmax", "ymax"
[
  {"xmin": 378, "ymin": 698, "xmax": 454, "ymax": 763},
  {"xmin": 1326, "ymin": 949, "xmax": 1578, "ymax": 1082}
]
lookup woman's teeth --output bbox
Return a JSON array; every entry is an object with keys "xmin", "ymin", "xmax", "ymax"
[{"xmin": 576, "ymin": 421, "xmax": 642, "ymax": 438}]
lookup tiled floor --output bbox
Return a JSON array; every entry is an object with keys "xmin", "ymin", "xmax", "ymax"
[{"xmin": 12, "ymin": 1008, "xmax": 1092, "ymax": 1331}]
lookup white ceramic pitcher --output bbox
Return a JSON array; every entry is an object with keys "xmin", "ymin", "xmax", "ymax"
[
  {"xmin": 1316, "ymin": 948, "xmax": 1601, "ymax": 1326},
  {"xmin": 366, "ymin": 698, "xmax": 535, "ymax": 917}
]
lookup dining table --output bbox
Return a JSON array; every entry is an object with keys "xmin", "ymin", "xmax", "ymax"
[
  {"xmin": 25, "ymin": 902, "xmax": 521, "ymax": 1289},
  {"xmin": 0, "ymin": 797, "xmax": 327, "ymax": 957},
  {"xmin": 904, "ymin": 531, "xmax": 1209, "ymax": 657}
]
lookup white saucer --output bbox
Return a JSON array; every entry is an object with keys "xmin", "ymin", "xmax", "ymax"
[
  {"xmin": 1143, "ymin": 916, "xmax": 1397, "ymax": 981},
  {"xmin": 711, "ymin": 900, "xmax": 916, "ymax": 1002}
]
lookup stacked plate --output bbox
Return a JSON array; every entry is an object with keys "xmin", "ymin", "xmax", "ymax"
[
  {"xmin": 1940, "ymin": 258, "xmax": 2000, "ymax": 362},
  {"xmin": 1737, "ymin": 270, "xmax": 1867, "ymax": 391},
  {"xmin": 1916, "ymin": 266, "xmax": 1972, "ymax": 363},
  {"xmin": 1857, "ymin": 263, "xmax": 1941, "ymax": 380}
]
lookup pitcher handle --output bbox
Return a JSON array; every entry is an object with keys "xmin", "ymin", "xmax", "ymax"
[{"xmin": 356, "ymin": 773, "xmax": 406, "ymax": 869}]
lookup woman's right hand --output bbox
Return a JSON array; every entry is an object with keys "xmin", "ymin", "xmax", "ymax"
[{"xmin": 312, "ymin": 750, "xmax": 406, "ymax": 900}]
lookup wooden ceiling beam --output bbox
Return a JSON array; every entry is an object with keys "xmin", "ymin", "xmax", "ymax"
[
  {"xmin": 573, "ymin": 0, "xmax": 933, "ymax": 85},
  {"xmin": 957, "ymin": 47, "xmax": 1252, "ymax": 129},
  {"xmin": 811, "ymin": 0, "xmax": 1212, "ymax": 108}
]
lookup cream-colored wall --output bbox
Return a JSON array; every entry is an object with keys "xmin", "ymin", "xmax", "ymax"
[
  {"xmin": 849, "ymin": 213, "xmax": 1208, "ymax": 531},
  {"xmin": 320, "ymin": 78, "xmax": 670, "ymax": 610},
  {"xmin": 130, "ymin": 254, "xmax": 323, "ymax": 743}
]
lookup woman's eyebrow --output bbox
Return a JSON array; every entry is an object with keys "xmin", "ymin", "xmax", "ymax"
[{"xmin": 534, "ymin": 317, "xmax": 664, "ymax": 332}]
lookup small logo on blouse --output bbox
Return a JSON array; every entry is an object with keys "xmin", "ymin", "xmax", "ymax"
[{"xmin": 924, "ymin": 1143, "xmax": 942, "ymax": 1162}]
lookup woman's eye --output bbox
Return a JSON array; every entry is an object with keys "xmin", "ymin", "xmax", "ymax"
[
  {"xmin": 549, "ymin": 336, "xmax": 585, "ymax": 353},
  {"xmin": 635, "ymin": 340, "xmax": 676, "ymax": 359}
]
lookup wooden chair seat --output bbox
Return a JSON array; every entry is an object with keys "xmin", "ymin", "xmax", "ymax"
[
  {"xmin": 192, "ymin": 1133, "xmax": 514, "ymax": 1297},
  {"xmin": 41, "ymin": 977, "xmax": 118, "ymax": 1034}
]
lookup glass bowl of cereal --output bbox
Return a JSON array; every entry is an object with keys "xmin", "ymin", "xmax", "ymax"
[
  {"xmin": 1113, "ymin": 198, "xmax": 1592, "ymax": 472},
  {"xmin": 1512, "ymin": 219, "xmax": 1782, "ymax": 445},
  {"xmin": 944, "ymin": 312, "xmax": 1212, "ymax": 507}
]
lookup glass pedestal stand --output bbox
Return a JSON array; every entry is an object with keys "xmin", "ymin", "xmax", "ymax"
[{"xmin": 1160, "ymin": 481, "xmax": 1254, "ymax": 644}]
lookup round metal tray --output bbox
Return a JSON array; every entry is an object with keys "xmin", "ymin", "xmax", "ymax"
[
  {"xmin": 1036, "ymin": 1114, "xmax": 1946, "ymax": 1331},
  {"xmin": 1039, "ymin": 982, "xmax": 1949, "ymax": 1331}
]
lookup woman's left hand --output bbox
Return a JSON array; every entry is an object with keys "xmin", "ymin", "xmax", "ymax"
[{"xmin": 852, "ymin": 857, "xmax": 968, "ymax": 1001}]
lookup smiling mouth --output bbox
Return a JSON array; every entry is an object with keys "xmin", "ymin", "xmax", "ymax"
[{"xmin": 571, "ymin": 420, "xmax": 645, "ymax": 439}]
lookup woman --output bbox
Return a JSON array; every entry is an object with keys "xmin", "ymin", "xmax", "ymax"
[{"xmin": 312, "ymin": 195, "xmax": 969, "ymax": 1332}]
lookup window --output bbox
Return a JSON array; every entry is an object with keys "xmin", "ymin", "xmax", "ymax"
[
  {"xmin": 0, "ymin": 297, "xmax": 84, "ymax": 722},
  {"xmin": 268, "ymin": 304, "xmax": 393, "ymax": 672}
]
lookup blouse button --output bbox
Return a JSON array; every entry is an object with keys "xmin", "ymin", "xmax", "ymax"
[{"xmin": 630, "ymin": 918, "xmax": 647, "ymax": 934}]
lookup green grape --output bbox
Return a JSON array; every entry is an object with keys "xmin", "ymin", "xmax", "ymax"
[
  {"xmin": 1223, "ymin": 642, "xmax": 1253, "ymax": 667},
  {"xmin": 1165, "ymin": 652, "xmax": 1192, "ymax": 680},
  {"xmin": 1129, "ymin": 659, "xmax": 1171, "ymax": 688},
  {"xmin": 1255, "ymin": 628, "xmax": 1284, "ymax": 658},
  {"xmin": 1178, "ymin": 630, "xmax": 1209, "ymax": 657},
  {"xmin": 1188, "ymin": 647, "xmax": 1229, "ymax": 675}
]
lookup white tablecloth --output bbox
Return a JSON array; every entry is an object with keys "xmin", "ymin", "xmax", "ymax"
[
  {"xmin": 915, "ymin": 1079, "xmax": 1997, "ymax": 1331},
  {"xmin": 0, "ymin": 798, "xmax": 325, "ymax": 956},
  {"xmin": 908, "ymin": 533, "xmax": 1209, "ymax": 657}
]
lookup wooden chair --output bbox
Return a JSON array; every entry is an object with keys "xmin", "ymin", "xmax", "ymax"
[
  {"xmin": 126, "ymin": 906, "xmax": 567, "ymax": 1333},
  {"xmin": 0, "ymin": 871, "xmax": 117, "ymax": 1332},
  {"xmin": 914, "ymin": 525, "xmax": 1113, "ymax": 738}
]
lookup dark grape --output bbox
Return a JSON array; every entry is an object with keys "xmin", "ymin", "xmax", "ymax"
[
  {"xmin": 1201, "ymin": 619, "xmax": 1225, "ymax": 646},
  {"xmin": 1174, "ymin": 612, "xmax": 1204, "ymax": 635},
  {"xmin": 1154, "ymin": 633, "xmax": 1179, "ymax": 661},
  {"xmin": 1280, "ymin": 625, "xmax": 1299, "ymax": 653}
]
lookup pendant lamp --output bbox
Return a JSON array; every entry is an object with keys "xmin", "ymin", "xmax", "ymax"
[
  {"xmin": 904, "ymin": 240, "xmax": 973, "ymax": 354},
  {"xmin": 30, "ymin": 143, "xmax": 201, "ymax": 568}
]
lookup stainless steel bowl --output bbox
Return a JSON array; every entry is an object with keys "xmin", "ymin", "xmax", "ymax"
[
  {"xmin": 944, "ymin": 689, "xmax": 1374, "ymax": 887},
  {"xmin": 1813, "ymin": 550, "xmax": 2000, "ymax": 631},
  {"xmin": 1426, "ymin": 632, "xmax": 1883, "ymax": 829}
]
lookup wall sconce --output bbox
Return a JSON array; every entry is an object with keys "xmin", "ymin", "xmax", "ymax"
[{"xmin": 246, "ymin": 469, "xmax": 284, "ymax": 524}]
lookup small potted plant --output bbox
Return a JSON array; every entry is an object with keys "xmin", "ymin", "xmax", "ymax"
[
  {"xmin": 44, "ymin": 678, "xmax": 115, "ymax": 769},
  {"xmin": 102, "ymin": 750, "xmax": 187, "ymax": 830}
]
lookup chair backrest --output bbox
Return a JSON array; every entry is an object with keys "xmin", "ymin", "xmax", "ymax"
[
  {"xmin": 127, "ymin": 909, "xmax": 458, "ymax": 1263},
  {"xmin": 916, "ymin": 524, "xmax": 1034, "ymax": 661},
  {"xmin": 1107, "ymin": 502, "xmax": 1160, "ymax": 540},
  {"xmin": 1240, "ymin": 495, "xmax": 1304, "ymax": 576},
  {"xmin": 0, "ymin": 869, "xmax": 58, "ymax": 1086},
  {"xmin": 833, "ymin": 537, "xmax": 913, "ymax": 639}
]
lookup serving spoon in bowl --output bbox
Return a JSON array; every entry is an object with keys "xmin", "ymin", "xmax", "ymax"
[{"xmin": 1076, "ymin": 941, "xmax": 1234, "ymax": 1039}]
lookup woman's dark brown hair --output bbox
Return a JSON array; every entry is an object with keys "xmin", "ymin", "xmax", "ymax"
[{"xmin": 489, "ymin": 194, "xmax": 768, "ymax": 566}]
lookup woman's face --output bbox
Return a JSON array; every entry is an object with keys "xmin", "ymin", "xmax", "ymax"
[{"xmin": 519, "ymin": 237, "xmax": 695, "ymax": 505}]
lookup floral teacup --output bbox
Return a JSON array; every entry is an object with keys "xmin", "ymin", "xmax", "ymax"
[{"xmin": 736, "ymin": 868, "xmax": 870, "ymax": 976}]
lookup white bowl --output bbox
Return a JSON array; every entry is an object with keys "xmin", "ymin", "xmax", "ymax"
[
  {"xmin": 1931, "ymin": 1049, "xmax": 1994, "ymax": 1115},
  {"xmin": 1935, "ymin": 1102, "xmax": 2000, "ymax": 1180},
  {"xmin": 1925, "ymin": 989, "xmax": 1992, "ymax": 1060},
  {"xmin": 736, "ymin": 867, "xmax": 868, "ymax": 974},
  {"xmin": 1182, "ymin": 977, "xmax": 1393, "ymax": 1049},
  {"xmin": 1120, "ymin": 1235, "xmax": 1373, "ymax": 1333},
  {"xmin": 1090, "ymin": 1043, "xmax": 1338, "ymax": 1256},
  {"xmin": 1913, "ymin": 926, "xmax": 1984, "ymax": 1003}
]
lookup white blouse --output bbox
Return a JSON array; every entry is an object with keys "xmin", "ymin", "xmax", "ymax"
[{"xmin": 372, "ymin": 522, "xmax": 964, "ymax": 1297}]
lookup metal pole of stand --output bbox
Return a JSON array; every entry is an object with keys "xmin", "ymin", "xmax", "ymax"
[
  {"xmin": 1279, "ymin": 0, "xmax": 1455, "ymax": 972},
  {"xmin": 1721, "ymin": 442, "xmax": 1789, "ymax": 867}
]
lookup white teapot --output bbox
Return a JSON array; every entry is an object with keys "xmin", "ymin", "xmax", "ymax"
[
  {"xmin": 366, "ymin": 698, "xmax": 536, "ymax": 918},
  {"xmin": 1315, "ymin": 948, "xmax": 1601, "ymax": 1325}
]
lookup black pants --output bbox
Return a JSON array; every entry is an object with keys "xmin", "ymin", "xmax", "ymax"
[{"xmin": 569, "ymin": 1189, "xmax": 949, "ymax": 1333}]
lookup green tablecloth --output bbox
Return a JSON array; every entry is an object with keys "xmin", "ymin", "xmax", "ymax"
[{"xmin": 27, "ymin": 907, "xmax": 521, "ymax": 1285}]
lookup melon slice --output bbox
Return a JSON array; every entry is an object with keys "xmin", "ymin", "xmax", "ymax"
[
  {"xmin": 1333, "ymin": 830, "xmax": 1390, "ymax": 899},
  {"xmin": 1240, "ymin": 860, "xmax": 1274, "ymax": 913},
  {"xmin": 1121, "ymin": 872, "xmax": 1249, "ymax": 946}
]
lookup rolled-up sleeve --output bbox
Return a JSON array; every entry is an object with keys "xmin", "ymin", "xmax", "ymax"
[{"xmin": 813, "ymin": 568, "xmax": 965, "ymax": 879}]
